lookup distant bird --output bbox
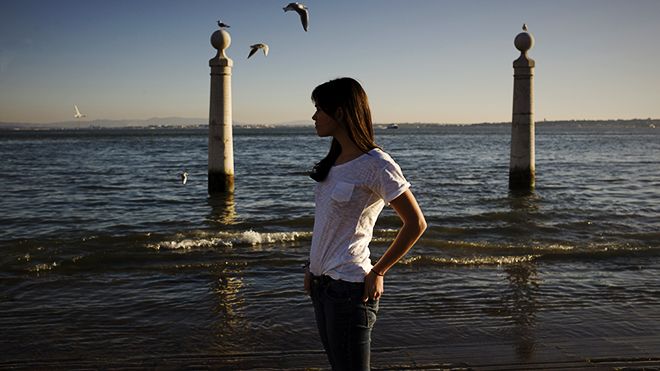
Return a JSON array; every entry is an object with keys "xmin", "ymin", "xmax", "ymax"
[
  {"xmin": 73, "ymin": 105, "xmax": 86, "ymax": 119},
  {"xmin": 248, "ymin": 43, "xmax": 269, "ymax": 59},
  {"xmin": 179, "ymin": 171, "xmax": 188, "ymax": 185},
  {"xmin": 217, "ymin": 20, "xmax": 230, "ymax": 29},
  {"xmin": 522, "ymin": 23, "xmax": 528, "ymax": 32},
  {"xmin": 283, "ymin": 2, "xmax": 309, "ymax": 32}
]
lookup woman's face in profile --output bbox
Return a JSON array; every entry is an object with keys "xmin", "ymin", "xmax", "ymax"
[{"xmin": 312, "ymin": 105, "xmax": 339, "ymax": 137}]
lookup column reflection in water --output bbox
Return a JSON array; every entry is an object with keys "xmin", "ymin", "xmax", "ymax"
[
  {"xmin": 210, "ymin": 261, "xmax": 248, "ymax": 353},
  {"xmin": 206, "ymin": 193, "xmax": 247, "ymax": 353},
  {"xmin": 501, "ymin": 262, "xmax": 540, "ymax": 360},
  {"xmin": 503, "ymin": 191, "xmax": 541, "ymax": 360},
  {"xmin": 207, "ymin": 193, "xmax": 237, "ymax": 226}
]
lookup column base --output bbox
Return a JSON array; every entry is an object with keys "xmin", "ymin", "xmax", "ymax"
[
  {"xmin": 509, "ymin": 168, "xmax": 535, "ymax": 191},
  {"xmin": 208, "ymin": 172, "xmax": 234, "ymax": 194}
]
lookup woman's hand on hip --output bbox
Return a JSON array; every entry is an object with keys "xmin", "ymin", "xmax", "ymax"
[{"xmin": 362, "ymin": 270, "xmax": 384, "ymax": 302}]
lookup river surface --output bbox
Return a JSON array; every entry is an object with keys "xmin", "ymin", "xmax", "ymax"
[{"xmin": 1, "ymin": 123, "xmax": 658, "ymax": 366}]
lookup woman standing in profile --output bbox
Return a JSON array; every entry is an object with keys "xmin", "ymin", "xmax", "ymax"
[{"xmin": 304, "ymin": 77, "xmax": 427, "ymax": 370}]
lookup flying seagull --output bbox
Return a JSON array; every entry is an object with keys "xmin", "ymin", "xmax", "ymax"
[
  {"xmin": 217, "ymin": 20, "xmax": 230, "ymax": 29},
  {"xmin": 522, "ymin": 23, "xmax": 528, "ymax": 32},
  {"xmin": 248, "ymin": 43, "xmax": 269, "ymax": 59},
  {"xmin": 73, "ymin": 105, "xmax": 86, "ymax": 119},
  {"xmin": 179, "ymin": 171, "xmax": 188, "ymax": 185},
  {"xmin": 283, "ymin": 2, "xmax": 309, "ymax": 32}
]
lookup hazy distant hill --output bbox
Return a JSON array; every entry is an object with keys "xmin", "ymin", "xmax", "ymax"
[
  {"xmin": 0, "ymin": 118, "xmax": 657, "ymax": 130},
  {"xmin": 0, "ymin": 117, "xmax": 209, "ymax": 130},
  {"xmin": 0, "ymin": 117, "xmax": 318, "ymax": 130},
  {"xmin": 379, "ymin": 119, "xmax": 659, "ymax": 129}
]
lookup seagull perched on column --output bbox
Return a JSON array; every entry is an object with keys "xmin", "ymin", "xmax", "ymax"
[
  {"xmin": 248, "ymin": 43, "xmax": 269, "ymax": 59},
  {"xmin": 217, "ymin": 20, "xmax": 230, "ymax": 29},
  {"xmin": 522, "ymin": 23, "xmax": 528, "ymax": 32},
  {"xmin": 283, "ymin": 2, "xmax": 309, "ymax": 32}
]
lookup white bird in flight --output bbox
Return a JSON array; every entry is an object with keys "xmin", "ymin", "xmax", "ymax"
[
  {"xmin": 179, "ymin": 171, "xmax": 188, "ymax": 185},
  {"xmin": 73, "ymin": 105, "xmax": 86, "ymax": 119},
  {"xmin": 283, "ymin": 2, "xmax": 309, "ymax": 32},
  {"xmin": 248, "ymin": 43, "xmax": 269, "ymax": 59}
]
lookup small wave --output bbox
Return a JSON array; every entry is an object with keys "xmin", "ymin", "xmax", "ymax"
[
  {"xmin": 399, "ymin": 243, "xmax": 660, "ymax": 268},
  {"xmin": 147, "ymin": 230, "xmax": 312, "ymax": 250},
  {"xmin": 149, "ymin": 237, "xmax": 232, "ymax": 250},
  {"xmin": 400, "ymin": 254, "xmax": 540, "ymax": 267}
]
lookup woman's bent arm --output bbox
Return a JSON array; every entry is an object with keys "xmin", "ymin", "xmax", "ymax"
[{"xmin": 363, "ymin": 189, "xmax": 427, "ymax": 301}]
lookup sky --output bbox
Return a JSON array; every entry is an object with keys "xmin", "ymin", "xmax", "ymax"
[{"xmin": 1, "ymin": 0, "xmax": 660, "ymax": 125}]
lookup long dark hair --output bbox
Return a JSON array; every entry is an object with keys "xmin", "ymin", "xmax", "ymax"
[{"xmin": 309, "ymin": 77, "xmax": 378, "ymax": 182}]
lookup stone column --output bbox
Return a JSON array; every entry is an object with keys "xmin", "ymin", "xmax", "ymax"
[
  {"xmin": 208, "ymin": 28, "xmax": 234, "ymax": 194},
  {"xmin": 509, "ymin": 24, "xmax": 536, "ymax": 191}
]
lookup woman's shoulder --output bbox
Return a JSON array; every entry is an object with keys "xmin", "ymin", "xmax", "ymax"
[
  {"xmin": 335, "ymin": 148, "xmax": 402, "ymax": 180},
  {"xmin": 366, "ymin": 148, "xmax": 400, "ymax": 168}
]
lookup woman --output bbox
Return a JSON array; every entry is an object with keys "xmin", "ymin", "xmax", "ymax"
[{"xmin": 304, "ymin": 77, "xmax": 427, "ymax": 370}]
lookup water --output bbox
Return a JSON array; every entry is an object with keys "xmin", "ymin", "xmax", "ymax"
[{"xmin": 1, "ymin": 123, "xmax": 659, "ymax": 366}]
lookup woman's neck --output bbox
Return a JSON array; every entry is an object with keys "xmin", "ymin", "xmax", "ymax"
[{"xmin": 334, "ymin": 132, "xmax": 365, "ymax": 165}]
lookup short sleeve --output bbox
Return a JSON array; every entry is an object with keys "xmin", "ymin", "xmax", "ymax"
[{"xmin": 371, "ymin": 162, "xmax": 411, "ymax": 203}]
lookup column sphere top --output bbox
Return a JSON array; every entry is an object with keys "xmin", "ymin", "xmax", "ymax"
[
  {"xmin": 211, "ymin": 29, "xmax": 231, "ymax": 51},
  {"xmin": 514, "ymin": 28, "xmax": 534, "ymax": 53}
]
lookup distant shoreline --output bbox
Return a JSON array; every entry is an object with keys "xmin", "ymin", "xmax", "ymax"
[{"xmin": 0, "ymin": 118, "xmax": 658, "ymax": 131}]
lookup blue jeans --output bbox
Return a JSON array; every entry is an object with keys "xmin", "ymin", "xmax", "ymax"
[{"xmin": 311, "ymin": 274, "xmax": 379, "ymax": 371}]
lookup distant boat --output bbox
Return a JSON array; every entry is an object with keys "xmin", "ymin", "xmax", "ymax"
[
  {"xmin": 386, "ymin": 124, "xmax": 399, "ymax": 129},
  {"xmin": 74, "ymin": 105, "xmax": 86, "ymax": 119}
]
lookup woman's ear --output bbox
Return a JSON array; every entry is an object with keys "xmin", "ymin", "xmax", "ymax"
[{"xmin": 335, "ymin": 107, "xmax": 345, "ymax": 122}]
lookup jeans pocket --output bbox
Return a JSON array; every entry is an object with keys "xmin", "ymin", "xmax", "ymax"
[
  {"xmin": 365, "ymin": 299, "xmax": 379, "ymax": 328},
  {"xmin": 353, "ymin": 299, "xmax": 379, "ymax": 330}
]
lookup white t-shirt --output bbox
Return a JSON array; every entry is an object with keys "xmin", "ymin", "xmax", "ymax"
[{"xmin": 309, "ymin": 148, "xmax": 411, "ymax": 282}]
